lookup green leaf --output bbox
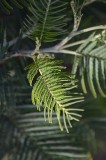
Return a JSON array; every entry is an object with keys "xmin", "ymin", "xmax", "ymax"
[
  {"xmin": 24, "ymin": 0, "xmax": 68, "ymax": 43},
  {"xmin": 88, "ymin": 57, "xmax": 97, "ymax": 98},
  {"xmin": 95, "ymin": 59, "xmax": 106, "ymax": 97},
  {"xmin": 73, "ymin": 32, "xmax": 106, "ymax": 98},
  {"xmin": 0, "ymin": 0, "xmax": 29, "ymax": 14},
  {"xmin": 26, "ymin": 55, "xmax": 84, "ymax": 132}
]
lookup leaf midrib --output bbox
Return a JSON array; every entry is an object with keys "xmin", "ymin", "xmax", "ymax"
[
  {"xmin": 39, "ymin": 68, "xmax": 63, "ymax": 108},
  {"xmin": 40, "ymin": 0, "xmax": 52, "ymax": 41}
]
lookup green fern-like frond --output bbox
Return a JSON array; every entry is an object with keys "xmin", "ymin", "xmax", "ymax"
[
  {"xmin": 0, "ymin": 109, "xmax": 92, "ymax": 160},
  {"xmin": 24, "ymin": 0, "xmax": 69, "ymax": 43},
  {"xmin": 0, "ymin": 0, "xmax": 29, "ymax": 14},
  {"xmin": 26, "ymin": 54, "xmax": 84, "ymax": 132},
  {"xmin": 15, "ymin": 107, "xmax": 93, "ymax": 160},
  {"xmin": 72, "ymin": 32, "xmax": 106, "ymax": 98}
]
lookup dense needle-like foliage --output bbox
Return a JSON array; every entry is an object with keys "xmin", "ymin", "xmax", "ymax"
[{"xmin": 0, "ymin": 0, "xmax": 106, "ymax": 160}]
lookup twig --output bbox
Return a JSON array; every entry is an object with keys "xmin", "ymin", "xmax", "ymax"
[
  {"xmin": 54, "ymin": 25, "xmax": 106, "ymax": 49},
  {"xmin": 61, "ymin": 40, "xmax": 85, "ymax": 49},
  {"xmin": 83, "ymin": 0, "xmax": 106, "ymax": 7},
  {"xmin": 84, "ymin": 0, "xmax": 97, "ymax": 7},
  {"xmin": 71, "ymin": 1, "xmax": 82, "ymax": 32},
  {"xmin": 0, "ymin": 52, "xmax": 32, "ymax": 65},
  {"xmin": 8, "ymin": 33, "xmax": 28, "ymax": 48},
  {"xmin": 38, "ymin": 48, "xmax": 80, "ymax": 56},
  {"xmin": 0, "ymin": 48, "xmax": 80, "ymax": 65},
  {"xmin": 7, "ymin": 28, "xmax": 34, "ymax": 48}
]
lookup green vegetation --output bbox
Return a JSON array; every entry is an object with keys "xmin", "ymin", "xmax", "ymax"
[{"xmin": 0, "ymin": 0, "xmax": 106, "ymax": 160}]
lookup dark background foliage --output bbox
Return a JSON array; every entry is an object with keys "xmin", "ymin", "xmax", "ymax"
[{"xmin": 0, "ymin": 1, "xmax": 106, "ymax": 160}]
